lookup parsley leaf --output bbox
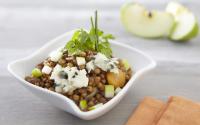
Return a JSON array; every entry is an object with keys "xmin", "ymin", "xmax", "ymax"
[
  {"xmin": 65, "ymin": 11, "xmax": 114, "ymax": 57},
  {"xmin": 97, "ymin": 41, "xmax": 112, "ymax": 57},
  {"xmin": 65, "ymin": 39, "xmax": 82, "ymax": 55},
  {"xmin": 65, "ymin": 30, "xmax": 86, "ymax": 55},
  {"xmin": 102, "ymin": 34, "xmax": 115, "ymax": 40},
  {"xmin": 78, "ymin": 29, "xmax": 89, "ymax": 43}
]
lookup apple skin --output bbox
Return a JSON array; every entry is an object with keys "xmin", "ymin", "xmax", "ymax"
[
  {"xmin": 166, "ymin": 1, "xmax": 199, "ymax": 42},
  {"xmin": 180, "ymin": 22, "xmax": 199, "ymax": 41},
  {"xmin": 120, "ymin": 2, "xmax": 175, "ymax": 38},
  {"xmin": 168, "ymin": 20, "xmax": 199, "ymax": 42}
]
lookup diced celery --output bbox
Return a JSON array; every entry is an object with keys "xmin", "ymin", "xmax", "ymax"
[
  {"xmin": 31, "ymin": 68, "xmax": 42, "ymax": 78},
  {"xmin": 88, "ymin": 103, "xmax": 103, "ymax": 111},
  {"xmin": 122, "ymin": 59, "xmax": 130, "ymax": 70},
  {"xmin": 105, "ymin": 85, "xmax": 114, "ymax": 98},
  {"xmin": 79, "ymin": 100, "xmax": 87, "ymax": 110}
]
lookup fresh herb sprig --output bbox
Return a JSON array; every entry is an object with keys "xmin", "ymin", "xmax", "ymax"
[{"xmin": 65, "ymin": 11, "xmax": 114, "ymax": 57}]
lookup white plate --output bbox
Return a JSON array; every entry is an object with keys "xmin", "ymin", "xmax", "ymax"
[{"xmin": 7, "ymin": 30, "xmax": 156, "ymax": 120}]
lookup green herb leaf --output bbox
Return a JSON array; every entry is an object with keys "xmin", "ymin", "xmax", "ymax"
[
  {"xmin": 84, "ymin": 39, "xmax": 95, "ymax": 51},
  {"xmin": 78, "ymin": 29, "xmax": 89, "ymax": 43},
  {"xmin": 65, "ymin": 30, "xmax": 83, "ymax": 54},
  {"xmin": 97, "ymin": 41, "xmax": 112, "ymax": 57},
  {"xmin": 89, "ymin": 26, "xmax": 96, "ymax": 44},
  {"xmin": 102, "ymin": 34, "xmax": 115, "ymax": 40},
  {"xmin": 71, "ymin": 30, "xmax": 80, "ymax": 40},
  {"xmin": 95, "ymin": 10, "xmax": 99, "ymax": 51},
  {"xmin": 65, "ymin": 11, "xmax": 114, "ymax": 57},
  {"xmin": 65, "ymin": 39, "xmax": 82, "ymax": 55}
]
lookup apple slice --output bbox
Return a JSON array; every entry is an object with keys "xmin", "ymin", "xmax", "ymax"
[
  {"xmin": 166, "ymin": 2, "xmax": 199, "ymax": 41},
  {"xmin": 120, "ymin": 3, "xmax": 175, "ymax": 38}
]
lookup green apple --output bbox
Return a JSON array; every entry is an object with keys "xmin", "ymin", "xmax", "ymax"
[
  {"xmin": 166, "ymin": 2, "xmax": 199, "ymax": 41},
  {"xmin": 120, "ymin": 3, "xmax": 175, "ymax": 38}
]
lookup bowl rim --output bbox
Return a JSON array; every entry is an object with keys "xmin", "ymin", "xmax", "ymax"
[{"xmin": 7, "ymin": 30, "xmax": 156, "ymax": 119}]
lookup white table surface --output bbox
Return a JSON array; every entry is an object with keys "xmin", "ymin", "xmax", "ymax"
[{"xmin": 0, "ymin": 0, "xmax": 200, "ymax": 125}]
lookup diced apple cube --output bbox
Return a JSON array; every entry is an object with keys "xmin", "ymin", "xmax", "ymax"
[
  {"xmin": 76, "ymin": 57, "xmax": 86, "ymax": 65},
  {"xmin": 115, "ymin": 87, "xmax": 122, "ymax": 95},
  {"xmin": 42, "ymin": 65, "xmax": 52, "ymax": 74}
]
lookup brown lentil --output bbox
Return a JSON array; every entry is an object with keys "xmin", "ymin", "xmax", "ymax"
[
  {"xmin": 94, "ymin": 68, "xmax": 101, "ymax": 74},
  {"xmin": 25, "ymin": 50, "xmax": 133, "ymax": 111},
  {"xmin": 73, "ymin": 95, "xmax": 80, "ymax": 102},
  {"xmin": 99, "ymin": 97, "xmax": 107, "ymax": 103},
  {"xmin": 36, "ymin": 63, "xmax": 44, "ymax": 70},
  {"xmin": 65, "ymin": 56, "xmax": 73, "ymax": 61},
  {"xmin": 88, "ymin": 82, "xmax": 93, "ymax": 86},
  {"xmin": 81, "ymin": 93, "xmax": 87, "ymax": 98},
  {"xmin": 67, "ymin": 91, "xmax": 74, "ymax": 96},
  {"xmin": 94, "ymin": 76, "xmax": 101, "ymax": 83},
  {"xmin": 69, "ymin": 95, "xmax": 73, "ymax": 100},
  {"xmin": 47, "ymin": 60, "xmax": 57, "ymax": 67},
  {"xmin": 90, "ymin": 97, "xmax": 96, "ymax": 102},
  {"xmin": 100, "ymin": 73, "xmax": 105, "ymax": 79},
  {"xmin": 97, "ymin": 82, "xmax": 105, "ymax": 91},
  {"xmin": 79, "ymin": 65, "xmax": 85, "ymax": 70},
  {"xmin": 62, "ymin": 53, "xmax": 68, "ymax": 58},
  {"xmin": 72, "ymin": 58, "xmax": 76, "ymax": 64},
  {"xmin": 74, "ymin": 89, "xmax": 79, "ymax": 95},
  {"xmin": 125, "ymin": 74, "xmax": 130, "ymax": 80},
  {"xmin": 96, "ymin": 94, "xmax": 101, "ymax": 100},
  {"xmin": 101, "ymin": 79, "xmax": 106, "ymax": 84},
  {"xmin": 87, "ymin": 86, "xmax": 93, "ymax": 93},
  {"xmin": 78, "ymin": 88, "xmax": 86, "ymax": 94},
  {"xmin": 88, "ymin": 101, "xmax": 95, "ymax": 107},
  {"xmin": 48, "ymin": 87, "xmax": 55, "ymax": 91},
  {"xmin": 89, "ymin": 77, "xmax": 94, "ymax": 83},
  {"xmin": 39, "ymin": 82, "xmax": 44, "ymax": 87},
  {"xmin": 58, "ymin": 58, "xmax": 66, "ymax": 65},
  {"xmin": 85, "ymin": 56, "xmax": 92, "ymax": 62},
  {"xmin": 79, "ymin": 51, "xmax": 87, "ymax": 57},
  {"xmin": 67, "ymin": 62, "xmax": 74, "ymax": 67},
  {"xmin": 45, "ymin": 83, "xmax": 51, "ymax": 88},
  {"xmin": 35, "ymin": 82, "xmax": 40, "ymax": 86}
]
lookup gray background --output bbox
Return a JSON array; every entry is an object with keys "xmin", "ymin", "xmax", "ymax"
[{"xmin": 0, "ymin": 0, "xmax": 200, "ymax": 125}]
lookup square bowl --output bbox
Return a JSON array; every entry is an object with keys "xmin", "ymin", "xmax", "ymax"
[{"xmin": 8, "ymin": 30, "xmax": 156, "ymax": 120}]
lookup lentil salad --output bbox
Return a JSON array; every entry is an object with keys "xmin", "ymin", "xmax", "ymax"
[{"xmin": 25, "ymin": 11, "xmax": 133, "ymax": 111}]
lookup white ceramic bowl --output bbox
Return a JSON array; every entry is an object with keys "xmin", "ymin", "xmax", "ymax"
[{"xmin": 8, "ymin": 30, "xmax": 156, "ymax": 120}]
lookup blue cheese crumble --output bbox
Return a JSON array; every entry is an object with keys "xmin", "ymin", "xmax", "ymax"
[
  {"xmin": 50, "ymin": 64, "xmax": 88, "ymax": 93},
  {"xmin": 86, "ymin": 53, "xmax": 119, "ymax": 74}
]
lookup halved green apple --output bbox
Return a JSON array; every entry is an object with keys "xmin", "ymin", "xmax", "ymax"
[
  {"xmin": 120, "ymin": 3, "xmax": 175, "ymax": 38},
  {"xmin": 166, "ymin": 2, "xmax": 199, "ymax": 41}
]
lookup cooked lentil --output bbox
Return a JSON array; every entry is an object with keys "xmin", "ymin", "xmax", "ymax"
[{"xmin": 25, "ymin": 50, "xmax": 133, "ymax": 111}]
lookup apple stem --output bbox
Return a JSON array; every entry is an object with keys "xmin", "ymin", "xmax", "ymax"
[{"xmin": 148, "ymin": 12, "xmax": 152, "ymax": 18}]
